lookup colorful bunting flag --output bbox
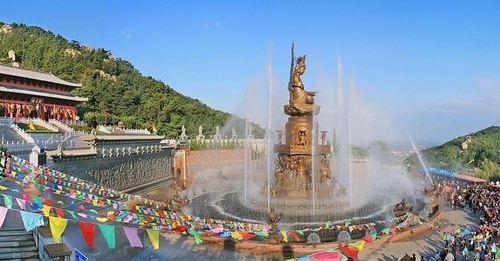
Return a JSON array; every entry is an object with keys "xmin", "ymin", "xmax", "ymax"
[
  {"xmin": 49, "ymin": 216, "xmax": 68, "ymax": 243},
  {"xmin": 146, "ymin": 229, "xmax": 159, "ymax": 250},
  {"xmin": 78, "ymin": 221, "xmax": 96, "ymax": 249}
]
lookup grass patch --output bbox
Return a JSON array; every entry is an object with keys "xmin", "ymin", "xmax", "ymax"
[
  {"xmin": 69, "ymin": 124, "xmax": 93, "ymax": 132},
  {"xmin": 17, "ymin": 123, "xmax": 58, "ymax": 133}
]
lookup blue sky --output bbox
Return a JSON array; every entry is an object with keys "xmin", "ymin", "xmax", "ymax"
[{"xmin": 3, "ymin": 1, "xmax": 500, "ymax": 145}]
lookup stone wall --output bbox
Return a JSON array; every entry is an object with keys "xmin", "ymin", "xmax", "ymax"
[
  {"xmin": 52, "ymin": 149, "xmax": 174, "ymax": 191},
  {"xmin": 185, "ymin": 149, "xmax": 247, "ymax": 177}
]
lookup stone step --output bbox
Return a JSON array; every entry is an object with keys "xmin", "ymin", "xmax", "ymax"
[
  {"xmin": 0, "ymin": 230, "xmax": 32, "ymax": 237},
  {"xmin": 0, "ymin": 241, "xmax": 36, "ymax": 248},
  {"xmin": 0, "ymin": 235, "xmax": 34, "ymax": 242},
  {"xmin": 0, "ymin": 250, "xmax": 40, "ymax": 260},
  {"xmin": 0, "ymin": 246, "xmax": 37, "ymax": 254}
]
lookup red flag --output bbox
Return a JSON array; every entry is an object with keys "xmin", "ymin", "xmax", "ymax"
[
  {"xmin": 78, "ymin": 222, "xmax": 96, "ymax": 249},
  {"xmin": 289, "ymin": 230, "xmax": 301, "ymax": 241},
  {"xmin": 55, "ymin": 208, "xmax": 64, "ymax": 218},
  {"xmin": 173, "ymin": 226, "xmax": 188, "ymax": 234},
  {"xmin": 241, "ymin": 232, "xmax": 256, "ymax": 240}
]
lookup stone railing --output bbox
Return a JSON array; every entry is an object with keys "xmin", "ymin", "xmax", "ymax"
[
  {"xmin": 32, "ymin": 118, "xmax": 59, "ymax": 132},
  {"xmin": 0, "ymin": 141, "xmax": 33, "ymax": 152},
  {"xmin": 0, "ymin": 117, "xmax": 13, "ymax": 126},
  {"xmin": 97, "ymin": 125, "xmax": 111, "ymax": 133},
  {"xmin": 123, "ymin": 128, "xmax": 151, "ymax": 134},
  {"xmin": 99, "ymin": 145, "xmax": 163, "ymax": 158},
  {"xmin": 49, "ymin": 119, "xmax": 74, "ymax": 133},
  {"xmin": 9, "ymin": 123, "xmax": 35, "ymax": 144}
]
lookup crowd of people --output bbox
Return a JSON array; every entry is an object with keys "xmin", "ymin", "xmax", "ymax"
[{"xmin": 401, "ymin": 178, "xmax": 500, "ymax": 261}]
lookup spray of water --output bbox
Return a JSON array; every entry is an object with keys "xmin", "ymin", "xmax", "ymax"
[
  {"xmin": 266, "ymin": 51, "xmax": 273, "ymax": 213},
  {"xmin": 409, "ymin": 135, "xmax": 433, "ymax": 185}
]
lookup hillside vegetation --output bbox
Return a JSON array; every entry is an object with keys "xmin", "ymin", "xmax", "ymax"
[
  {"xmin": 405, "ymin": 125, "xmax": 500, "ymax": 181},
  {"xmin": 0, "ymin": 22, "xmax": 265, "ymax": 138}
]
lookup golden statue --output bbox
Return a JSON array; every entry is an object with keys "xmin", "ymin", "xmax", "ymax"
[
  {"xmin": 268, "ymin": 206, "xmax": 283, "ymax": 231},
  {"xmin": 285, "ymin": 55, "xmax": 318, "ymax": 115}
]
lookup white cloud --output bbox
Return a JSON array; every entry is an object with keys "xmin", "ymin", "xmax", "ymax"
[
  {"xmin": 196, "ymin": 21, "xmax": 221, "ymax": 29},
  {"xmin": 121, "ymin": 28, "xmax": 134, "ymax": 39}
]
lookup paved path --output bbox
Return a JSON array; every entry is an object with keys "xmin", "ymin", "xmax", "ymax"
[
  {"xmin": 358, "ymin": 206, "xmax": 480, "ymax": 260},
  {"xmin": 148, "ymin": 205, "xmax": 481, "ymax": 261}
]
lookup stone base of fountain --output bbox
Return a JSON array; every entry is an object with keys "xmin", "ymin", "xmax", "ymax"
[{"xmin": 197, "ymin": 203, "xmax": 444, "ymax": 254}]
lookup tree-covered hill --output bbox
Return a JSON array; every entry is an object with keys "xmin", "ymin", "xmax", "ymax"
[
  {"xmin": 0, "ymin": 22, "xmax": 265, "ymax": 138},
  {"xmin": 405, "ymin": 125, "xmax": 500, "ymax": 181}
]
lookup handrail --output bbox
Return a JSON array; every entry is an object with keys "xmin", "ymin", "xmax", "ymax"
[
  {"xmin": 32, "ymin": 118, "xmax": 59, "ymax": 132},
  {"xmin": 9, "ymin": 123, "xmax": 35, "ymax": 144},
  {"xmin": 48, "ymin": 119, "xmax": 74, "ymax": 133}
]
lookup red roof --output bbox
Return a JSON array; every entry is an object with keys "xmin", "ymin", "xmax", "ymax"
[{"xmin": 456, "ymin": 174, "xmax": 487, "ymax": 183}]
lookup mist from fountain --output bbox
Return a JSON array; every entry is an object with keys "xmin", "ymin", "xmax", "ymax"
[{"xmin": 184, "ymin": 48, "xmax": 426, "ymax": 233}]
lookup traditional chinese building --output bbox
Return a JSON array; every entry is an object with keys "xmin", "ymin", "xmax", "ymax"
[{"xmin": 0, "ymin": 64, "xmax": 87, "ymax": 122}]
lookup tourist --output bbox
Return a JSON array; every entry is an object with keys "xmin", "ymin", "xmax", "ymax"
[
  {"xmin": 435, "ymin": 251, "xmax": 441, "ymax": 260},
  {"xmin": 461, "ymin": 245, "xmax": 469, "ymax": 261},
  {"xmin": 444, "ymin": 251, "xmax": 454, "ymax": 261}
]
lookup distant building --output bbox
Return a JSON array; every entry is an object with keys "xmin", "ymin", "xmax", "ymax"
[{"xmin": 0, "ymin": 64, "xmax": 87, "ymax": 122}]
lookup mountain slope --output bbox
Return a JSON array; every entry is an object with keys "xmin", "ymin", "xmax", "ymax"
[
  {"xmin": 0, "ymin": 22, "xmax": 264, "ymax": 138},
  {"xmin": 405, "ymin": 125, "xmax": 500, "ymax": 181}
]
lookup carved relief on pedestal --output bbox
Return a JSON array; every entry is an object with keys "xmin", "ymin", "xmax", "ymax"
[{"xmin": 61, "ymin": 151, "xmax": 174, "ymax": 191}]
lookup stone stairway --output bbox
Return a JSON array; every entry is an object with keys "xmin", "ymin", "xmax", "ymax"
[{"xmin": 0, "ymin": 229, "xmax": 40, "ymax": 260}]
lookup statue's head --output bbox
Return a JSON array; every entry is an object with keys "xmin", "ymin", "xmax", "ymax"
[
  {"xmin": 296, "ymin": 55, "xmax": 306, "ymax": 65},
  {"xmin": 295, "ymin": 55, "xmax": 306, "ymax": 72}
]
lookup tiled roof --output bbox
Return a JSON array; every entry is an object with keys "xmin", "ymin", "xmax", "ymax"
[
  {"xmin": 0, "ymin": 64, "xmax": 81, "ymax": 87},
  {"xmin": 0, "ymin": 85, "xmax": 88, "ymax": 102}
]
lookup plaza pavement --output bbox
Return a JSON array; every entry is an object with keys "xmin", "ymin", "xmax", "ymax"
[{"xmin": 146, "ymin": 204, "xmax": 480, "ymax": 261}]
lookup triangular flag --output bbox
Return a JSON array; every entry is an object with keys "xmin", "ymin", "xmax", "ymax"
[
  {"xmin": 42, "ymin": 205, "xmax": 51, "ymax": 217},
  {"xmin": 348, "ymin": 240, "xmax": 366, "ymax": 251},
  {"xmin": 146, "ymin": 229, "xmax": 159, "ymax": 250},
  {"xmin": 98, "ymin": 224, "xmax": 116, "ymax": 249},
  {"xmin": 55, "ymin": 209, "xmax": 64, "ymax": 218},
  {"xmin": 78, "ymin": 222, "xmax": 96, "ymax": 249},
  {"xmin": 123, "ymin": 227, "xmax": 143, "ymax": 248},
  {"xmin": 15, "ymin": 198, "xmax": 26, "ymax": 210},
  {"xmin": 241, "ymin": 232, "xmax": 256, "ymax": 240},
  {"xmin": 0, "ymin": 207, "xmax": 8, "ymax": 228},
  {"xmin": 3, "ymin": 195, "xmax": 12, "ymax": 209},
  {"xmin": 231, "ymin": 231, "xmax": 243, "ymax": 240},
  {"xmin": 20, "ymin": 211, "xmax": 44, "ymax": 232},
  {"xmin": 49, "ymin": 216, "xmax": 68, "ymax": 243},
  {"xmin": 289, "ymin": 230, "xmax": 300, "ymax": 241},
  {"xmin": 280, "ymin": 230, "xmax": 288, "ymax": 242},
  {"xmin": 187, "ymin": 229, "xmax": 203, "ymax": 244}
]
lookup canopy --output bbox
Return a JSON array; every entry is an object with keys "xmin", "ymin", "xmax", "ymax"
[
  {"xmin": 427, "ymin": 167, "xmax": 457, "ymax": 177},
  {"xmin": 455, "ymin": 174, "xmax": 486, "ymax": 183}
]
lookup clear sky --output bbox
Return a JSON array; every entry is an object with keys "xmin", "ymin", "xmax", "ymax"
[{"xmin": 3, "ymin": 1, "xmax": 500, "ymax": 145}]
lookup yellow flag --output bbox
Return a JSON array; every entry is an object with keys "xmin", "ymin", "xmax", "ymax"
[
  {"xmin": 42, "ymin": 205, "xmax": 51, "ymax": 217},
  {"xmin": 348, "ymin": 240, "xmax": 366, "ymax": 251},
  {"xmin": 96, "ymin": 217, "xmax": 109, "ymax": 222},
  {"xmin": 281, "ymin": 230, "xmax": 288, "ymax": 243},
  {"xmin": 146, "ymin": 229, "xmax": 160, "ymax": 250},
  {"xmin": 231, "ymin": 231, "xmax": 243, "ymax": 240},
  {"xmin": 152, "ymin": 126, "xmax": 158, "ymax": 134},
  {"xmin": 49, "ymin": 216, "xmax": 68, "ymax": 243}
]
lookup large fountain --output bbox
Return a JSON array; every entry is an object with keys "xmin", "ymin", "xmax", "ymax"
[{"xmin": 185, "ymin": 44, "xmax": 429, "ymax": 239}]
